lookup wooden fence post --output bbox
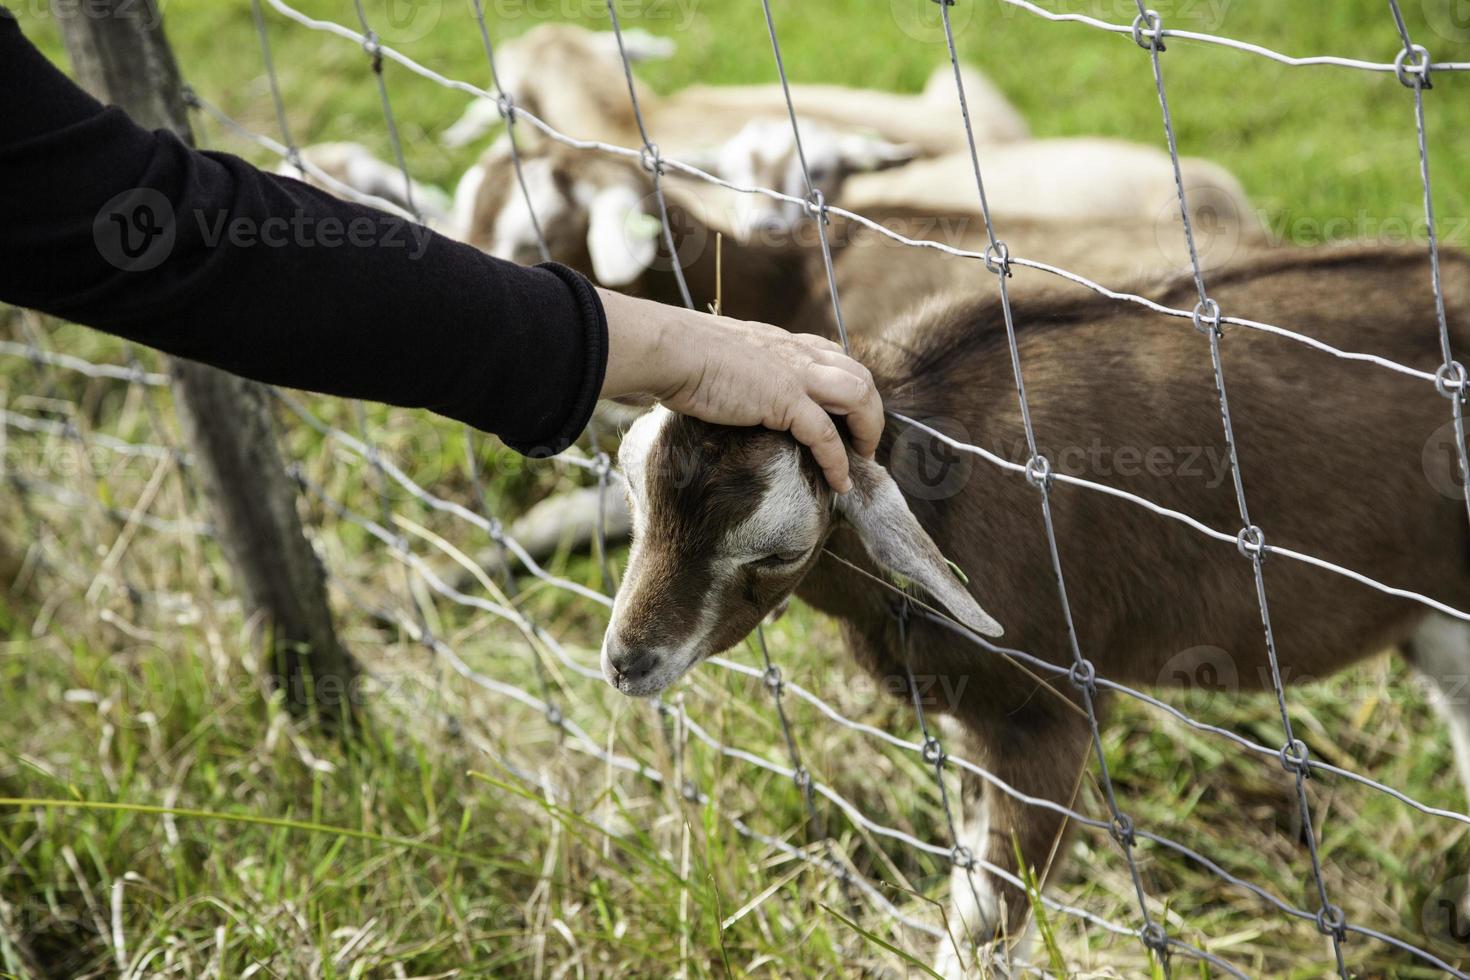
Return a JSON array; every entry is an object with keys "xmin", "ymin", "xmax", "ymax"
[{"xmin": 54, "ymin": 0, "xmax": 359, "ymax": 725}]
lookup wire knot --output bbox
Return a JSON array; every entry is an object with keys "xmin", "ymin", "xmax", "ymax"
[
  {"xmin": 361, "ymin": 30, "xmax": 384, "ymax": 73},
  {"xmin": 1192, "ymin": 298, "xmax": 1222, "ymax": 337},
  {"xmin": 1394, "ymin": 43, "xmax": 1432, "ymax": 90},
  {"xmin": 544, "ymin": 703, "xmax": 563, "ymax": 727},
  {"xmin": 1069, "ymin": 658, "xmax": 1098, "ymax": 698},
  {"xmin": 1436, "ymin": 361, "xmax": 1467, "ymax": 401},
  {"xmin": 984, "ymin": 240, "xmax": 1012, "ymax": 277},
  {"xmin": 805, "ymin": 188, "xmax": 829, "ymax": 224},
  {"xmin": 921, "ymin": 736, "xmax": 944, "ymax": 766},
  {"xmin": 681, "ymin": 779, "xmax": 701, "ymax": 802},
  {"xmin": 951, "ymin": 844, "xmax": 975, "ymax": 869},
  {"xmin": 1280, "ymin": 738, "xmax": 1311, "ymax": 777},
  {"xmin": 592, "ymin": 451, "xmax": 613, "ymax": 479},
  {"xmin": 1024, "ymin": 453, "xmax": 1052, "ymax": 490},
  {"xmin": 763, "ymin": 664, "xmax": 784, "ymax": 695},
  {"xmin": 639, "ymin": 143, "xmax": 664, "ymax": 176},
  {"xmin": 495, "ymin": 92, "xmax": 516, "ymax": 123},
  {"xmin": 179, "ymin": 84, "xmax": 200, "ymax": 109},
  {"xmin": 285, "ymin": 146, "xmax": 305, "ymax": 175},
  {"xmin": 1139, "ymin": 921, "xmax": 1169, "ymax": 952},
  {"xmin": 792, "ymin": 766, "xmax": 811, "ymax": 790},
  {"xmin": 1110, "ymin": 812, "xmax": 1136, "ymax": 848},
  {"xmin": 1236, "ymin": 525, "xmax": 1265, "ymax": 561},
  {"xmin": 1131, "ymin": 9, "xmax": 1165, "ymax": 52},
  {"xmin": 1315, "ymin": 903, "xmax": 1346, "ymax": 940}
]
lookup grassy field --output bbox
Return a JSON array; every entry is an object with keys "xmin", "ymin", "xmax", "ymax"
[{"xmin": 6, "ymin": 0, "xmax": 1470, "ymax": 977}]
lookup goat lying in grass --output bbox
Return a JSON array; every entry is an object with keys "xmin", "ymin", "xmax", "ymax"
[
  {"xmin": 441, "ymin": 24, "xmax": 1025, "ymax": 239},
  {"xmin": 600, "ymin": 245, "xmax": 1470, "ymax": 974},
  {"xmin": 441, "ymin": 25, "xmax": 1027, "ymax": 157},
  {"xmin": 453, "ymin": 139, "xmax": 1271, "ymax": 340}
]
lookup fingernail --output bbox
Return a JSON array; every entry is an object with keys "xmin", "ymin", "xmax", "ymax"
[{"xmin": 835, "ymin": 478, "xmax": 853, "ymax": 494}]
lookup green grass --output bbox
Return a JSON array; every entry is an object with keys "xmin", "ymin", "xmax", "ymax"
[{"xmin": 6, "ymin": 0, "xmax": 1470, "ymax": 977}]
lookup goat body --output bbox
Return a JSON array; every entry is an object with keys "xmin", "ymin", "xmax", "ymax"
[
  {"xmin": 604, "ymin": 244, "xmax": 1470, "ymax": 970},
  {"xmin": 840, "ymin": 137, "xmax": 1257, "ymax": 231}
]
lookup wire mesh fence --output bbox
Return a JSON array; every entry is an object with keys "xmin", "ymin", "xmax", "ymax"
[{"xmin": 6, "ymin": 0, "xmax": 1470, "ymax": 974}]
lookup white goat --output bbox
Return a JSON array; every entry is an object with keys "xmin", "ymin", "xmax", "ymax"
[
  {"xmin": 840, "ymin": 136, "xmax": 1257, "ymax": 234},
  {"xmin": 440, "ymin": 25, "xmax": 1026, "ymax": 238},
  {"xmin": 443, "ymin": 25, "xmax": 1025, "ymax": 154}
]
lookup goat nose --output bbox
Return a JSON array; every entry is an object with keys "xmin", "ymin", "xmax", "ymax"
[{"xmin": 600, "ymin": 633, "xmax": 660, "ymax": 689}]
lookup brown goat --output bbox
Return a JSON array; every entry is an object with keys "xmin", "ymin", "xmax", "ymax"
[{"xmin": 601, "ymin": 245, "xmax": 1470, "ymax": 973}]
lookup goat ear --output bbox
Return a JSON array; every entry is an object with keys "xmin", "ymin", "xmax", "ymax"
[
  {"xmin": 836, "ymin": 457, "xmax": 1003, "ymax": 638},
  {"xmin": 835, "ymin": 134, "xmax": 920, "ymax": 173},
  {"xmin": 586, "ymin": 185, "xmax": 659, "ymax": 287}
]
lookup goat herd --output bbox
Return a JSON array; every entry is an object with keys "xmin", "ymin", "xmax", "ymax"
[{"xmin": 288, "ymin": 25, "xmax": 1470, "ymax": 976}]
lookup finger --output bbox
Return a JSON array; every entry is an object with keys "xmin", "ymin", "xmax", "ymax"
[
  {"xmin": 804, "ymin": 364, "xmax": 883, "ymax": 460},
  {"xmin": 812, "ymin": 346, "xmax": 875, "ymax": 385},
  {"xmin": 788, "ymin": 398, "xmax": 851, "ymax": 493}
]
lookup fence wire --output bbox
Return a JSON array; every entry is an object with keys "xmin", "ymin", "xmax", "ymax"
[{"xmin": 5, "ymin": 0, "xmax": 1470, "ymax": 974}]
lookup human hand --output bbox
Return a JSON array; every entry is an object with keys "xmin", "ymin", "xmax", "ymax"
[{"xmin": 597, "ymin": 288, "xmax": 882, "ymax": 493}]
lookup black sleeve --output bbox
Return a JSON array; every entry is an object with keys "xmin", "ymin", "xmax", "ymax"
[{"xmin": 0, "ymin": 11, "xmax": 606, "ymax": 457}]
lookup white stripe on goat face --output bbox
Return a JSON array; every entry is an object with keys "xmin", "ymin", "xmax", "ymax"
[
  {"xmin": 607, "ymin": 405, "xmax": 672, "ymax": 642},
  {"xmin": 615, "ymin": 405, "xmax": 671, "ymax": 512},
  {"xmin": 722, "ymin": 446, "xmax": 823, "ymax": 563}
]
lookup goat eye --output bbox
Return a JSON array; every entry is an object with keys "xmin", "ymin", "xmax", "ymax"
[{"xmin": 749, "ymin": 550, "xmax": 806, "ymax": 570}]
